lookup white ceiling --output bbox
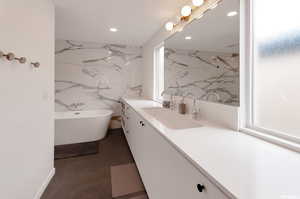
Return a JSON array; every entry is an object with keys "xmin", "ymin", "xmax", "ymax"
[
  {"xmin": 54, "ymin": 0, "xmax": 189, "ymax": 46},
  {"xmin": 166, "ymin": 0, "xmax": 240, "ymax": 53}
]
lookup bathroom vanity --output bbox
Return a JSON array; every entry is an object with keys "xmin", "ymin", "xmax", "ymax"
[
  {"xmin": 121, "ymin": 98, "xmax": 300, "ymax": 199},
  {"xmin": 121, "ymin": 98, "xmax": 230, "ymax": 199}
]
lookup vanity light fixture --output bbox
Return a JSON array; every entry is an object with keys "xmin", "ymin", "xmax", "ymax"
[
  {"xmin": 109, "ymin": 28, "xmax": 118, "ymax": 32},
  {"xmin": 165, "ymin": 22, "xmax": 175, "ymax": 31},
  {"xmin": 185, "ymin": 36, "xmax": 192, "ymax": 40},
  {"xmin": 227, "ymin": 11, "xmax": 238, "ymax": 17},
  {"xmin": 192, "ymin": 0, "xmax": 204, "ymax": 7},
  {"xmin": 164, "ymin": 0, "xmax": 222, "ymax": 31},
  {"xmin": 181, "ymin": 5, "xmax": 192, "ymax": 17}
]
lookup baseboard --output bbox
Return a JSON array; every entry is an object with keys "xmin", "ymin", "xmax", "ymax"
[{"xmin": 34, "ymin": 168, "xmax": 55, "ymax": 199}]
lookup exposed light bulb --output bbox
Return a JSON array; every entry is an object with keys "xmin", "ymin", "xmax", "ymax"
[
  {"xmin": 227, "ymin": 11, "xmax": 238, "ymax": 17},
  {"xmin": 192, "ymin": 0, "xmax": 204, "ymax": 7},
  {"xmin": 165, "ymin": 22, "xmax": 174, "ymax": 31},
  {"xmin": 185, "ymin": 36, "xmax": 192, "ymax": 40},
  {"xmin": 110, "ymin": 28, "xmax": 118, "ymax": 32},
  {"xmin": 181, "ymin": 5, "xmax": 192, "ymax": 17}
]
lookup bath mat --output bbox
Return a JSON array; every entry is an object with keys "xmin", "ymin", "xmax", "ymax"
[{"xmin": 111, "ymin": 163, "xmax": 145, "ymax": 198}]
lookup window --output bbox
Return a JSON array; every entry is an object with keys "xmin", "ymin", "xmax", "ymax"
[
  {"xmin": 153, "ymin": 43, "xmax": 164, "ymax": 102},
  {"xmin": 242, "ymin": 0, "xmax": 300, "ymax": 149}
]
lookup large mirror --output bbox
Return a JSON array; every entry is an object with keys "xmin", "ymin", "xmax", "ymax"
[{"xmin": 164, "ymin": 0, "xmax": 240, "ymax": 106}]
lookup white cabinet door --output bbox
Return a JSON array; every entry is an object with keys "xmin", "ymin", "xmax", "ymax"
[
  {"xmin": 123, "ymin": 106, "xmax": 136, "ymax": 152},
  {"xmin": 134, "ymin": 118, "xmax": 230, "ymax": 199},
  {"xmin": 123, "ymin": 106, "xmax": 145, "ymax": 165}
]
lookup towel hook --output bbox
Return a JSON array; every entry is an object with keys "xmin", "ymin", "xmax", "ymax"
[
  {"xmin": 0, "ymin": 51, "xmax": 27, "ymax": 64},
  {"xmin": 15, "ymin": 57, "xmax": 27, "ymax": 64},
  {"xmin": 4, "ymin": 52, "xmax": 15, "ymax": 61},
  {"xmin": 1, "ymin": 50, "xmax": 39, "ymax": 67},
  {"xmin": 31, "ymin": 62, "xmax": 40, "ymax": 68}
]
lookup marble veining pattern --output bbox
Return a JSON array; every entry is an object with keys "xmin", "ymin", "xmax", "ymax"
[
  {"xmin": 164, "ymin": 48, "xmax": 239, "ymax": 106},
  {"xmin": 55, "ymin": 40, "xmax": 143, "ymax": 114}
]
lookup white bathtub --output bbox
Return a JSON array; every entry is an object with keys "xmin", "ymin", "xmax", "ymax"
[{"xmin": 55, "ymin": 110, "xmax": 113, "ymax": 146}]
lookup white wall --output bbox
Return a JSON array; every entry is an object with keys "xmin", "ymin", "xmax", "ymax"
[
  {"xmin": 55, "ymin": 40, "xmax": 142, "ymax": 114},
  {"xmin": 0, "ymin": 0, "xmax": 55, "ymax": 198}
]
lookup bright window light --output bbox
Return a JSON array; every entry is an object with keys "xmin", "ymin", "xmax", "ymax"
[
  {"xmin": 153, "ymin": 43, "xmax": 164, "ymax": 102},
  {"xmin": 242, "ymin": 0, "xmax": 300, "ymax": 149}
]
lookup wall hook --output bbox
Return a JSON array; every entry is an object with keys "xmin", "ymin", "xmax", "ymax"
[
  {"xmin": 15, "ymin": 57, "xmax": 27, "ymax": 64},
  {"xmin": 0, "ymin": 51, "xmax": 26, "ymax": 64},
  {"xmin": 1, "ymin": 50, "xmax": 38, "ymax": 67},
  {"xmin": 31, "ymin": 62, "xmax": 40, "ymax": 68},
  {"xmin": 4, "ymin": 52, "xmax": 15, "ymax": 61}
]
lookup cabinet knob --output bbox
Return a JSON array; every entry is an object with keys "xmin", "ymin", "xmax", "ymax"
[
  {"xmin": 139, "ymin": 121, "xmax": 145, "ymax": 126},
  {"xmin": 197, "ymin": 184, "xmax": 205, "ymax": 193}
]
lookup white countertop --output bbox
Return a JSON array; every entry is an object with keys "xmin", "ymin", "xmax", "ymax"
[{"xmin": 122, "ymin": 97, "xmax": 300, "ymax": 199}]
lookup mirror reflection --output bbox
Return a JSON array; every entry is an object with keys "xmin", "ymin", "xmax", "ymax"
[{"xmin": 164, "ymin": 0, "xmax": 240, "ymax": 106}]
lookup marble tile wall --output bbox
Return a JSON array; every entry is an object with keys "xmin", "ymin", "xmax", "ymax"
[
  {"xmin": 164, "ymin": 48, "xmax": 239, "ymax": 106},
  {"xmin": 55, "ymin": 40, "xmax": 143, "ymax": 118}
]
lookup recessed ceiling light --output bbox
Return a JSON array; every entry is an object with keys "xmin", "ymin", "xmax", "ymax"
[
  {"xmin": 110, "ymin": 28, "xmax": 118, "ymax": 32},
  {"xmin": 227, "ymin": 11, "xmax": 238, "ymax": 17},
  {"xmin": 185, "ymin": 36, "xmax": 192, "ymax": 40}
]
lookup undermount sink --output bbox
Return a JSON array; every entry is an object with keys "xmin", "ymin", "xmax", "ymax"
[{"xmin": 141, "ymin": 107, "xmax": 202, "ymax": 130}]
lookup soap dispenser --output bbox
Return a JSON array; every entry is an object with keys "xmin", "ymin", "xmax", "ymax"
[{"xmin": 178, "ymin": 95, "xmax": 186, "ymax": 114}]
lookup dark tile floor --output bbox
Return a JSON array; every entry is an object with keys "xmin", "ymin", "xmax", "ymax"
[{"xmin": 42, "ymin": 129, "xmax": 141, "ymax": 199}]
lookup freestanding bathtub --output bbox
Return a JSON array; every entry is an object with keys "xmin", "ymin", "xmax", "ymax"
[{"xmin": 55, "ymin": 110, "xmax": 113, "ymax": 146}]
